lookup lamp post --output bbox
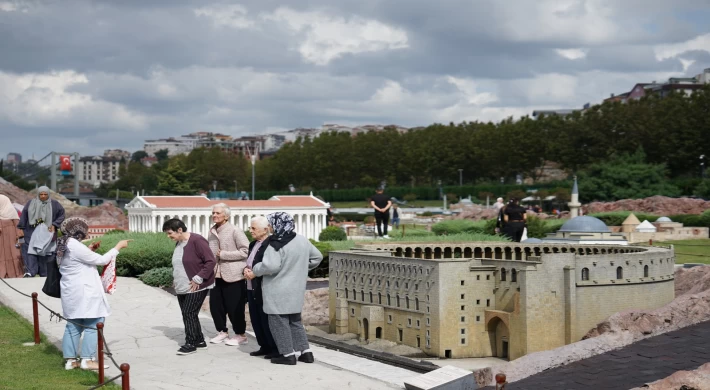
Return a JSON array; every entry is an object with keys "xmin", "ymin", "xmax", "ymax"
[
  {"xmin": 458, "ymin": 169, "xmax": 463, "ymax": 187},
  {"xmin": 233, "ymin": 180, "xmax": 238, "ymax": 195},
  {"xmin": 251, "ymin": 155, "xmax": 256, "ymax": 200},
  {"xmin": 701, "ymin": 155, "xmax": 706, "ymax": 179},
  {"xmin": 212, "ymin": 180, "xmax": 217, "ymax": 192}
]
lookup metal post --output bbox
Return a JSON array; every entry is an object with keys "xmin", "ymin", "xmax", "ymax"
[
  {"xmin": 233, "ymin": 180, "xmax": 237, "ymax": 196},
  {"xmin": 97, "ymin": 322, "xmax": 104, "ymax": 384},
  {"xmin": 73, "ymin": 153, "xmax": 79, "ymax": 196},
  {"xmin": 458, "ymin": 169, "xmax": 463, "ymax": 187},
  {"xmin": 50, "ymin": 153, "xmax": 57, "ymax": 192},
  {"xmin": 120, "ymin": 364, "xmax": 131, "ymax": 390},
  {"xmin": 251, "ymin": 155, "xmax": 256, "ymax": 200},
  {"xmin": 31, "ymin": 292, "xmax": 40, "ymax": 344}
]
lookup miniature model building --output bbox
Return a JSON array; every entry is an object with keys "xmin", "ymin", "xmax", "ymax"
[
  {"xmin": 329, "ymin": 242, "xmax": 675, "ymax": 361},
  {"xmin": 542, "ymin": 216, "xmax": 629, "ymax": 245}
]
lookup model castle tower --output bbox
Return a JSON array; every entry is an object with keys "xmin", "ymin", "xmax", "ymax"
[{"xmin": 568, "ymin": 176, "xmax": 581, "ymax": 218}]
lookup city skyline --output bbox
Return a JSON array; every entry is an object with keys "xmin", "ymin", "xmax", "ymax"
[{"xmin": 2, "ymin": 0, "xmax": 710, "ymax": 158}]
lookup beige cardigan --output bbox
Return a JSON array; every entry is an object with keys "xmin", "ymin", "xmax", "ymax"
[{"xmin": 208, "ymin": 222, "xmax": 250, "ymax": 282}]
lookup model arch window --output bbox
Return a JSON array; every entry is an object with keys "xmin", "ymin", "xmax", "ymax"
[
  {"xmin": 500, "ymin": 268, "xmax": 507, "ymax": 281},
  {"xmin": 644, "ymin": 265, "xmax": 649, "ymax": 278},
  {"xmin": 616, "ymin": 267, "xmax": 623, "ymax": 280},
  {"xmin": 511, "ymin": 269, "xmax": 517, "ymax": 282},
  {"xmin": 581, "ymin": 267, "xmax": 590, "ymax": 281}
]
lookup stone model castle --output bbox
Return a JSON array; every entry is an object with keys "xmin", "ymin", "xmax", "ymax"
[{"xmin": 328, "ymin": 230, "xmax": 676, "ymax": 361}]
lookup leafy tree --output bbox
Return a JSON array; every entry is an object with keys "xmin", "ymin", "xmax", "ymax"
[
  {"xmin": 577, "ymin": 148, "xmax": 681, "ymax": 202},
  {"xmin": 157, "ymin": 157, "xmax": 199, "ymax": 195},
  {"xmin": 154, "ymin": 149, "xmax": 170, "ymax": 162},
  {"xmin": 131, "ymin": 151, "xmax": 149, "ymax": 162}
]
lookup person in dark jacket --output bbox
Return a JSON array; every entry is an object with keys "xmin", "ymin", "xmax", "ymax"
[
  {"xmin": 503, "ymin": 198, "xmax": 527, "ymax": 242},
  {"xmin": 163, "ymin": 218, "xmax": 216, "ymax": 356},
  {"xmin": 17, "ymin": 186, "xmax": 65, "ymax": 277},
  {"xmin": 243, "ymin": 216, "xmax": 278, "ymax": 358}
]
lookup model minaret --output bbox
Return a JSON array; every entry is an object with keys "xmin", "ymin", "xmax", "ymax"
[{"xmin": 568, "ymin": 176, "xmax": 581, "ymax": 218}]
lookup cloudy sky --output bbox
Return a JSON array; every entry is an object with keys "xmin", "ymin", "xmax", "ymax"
[{"xmin": 1, "ymin": 0, "xmax": 710, "ymax": 161}]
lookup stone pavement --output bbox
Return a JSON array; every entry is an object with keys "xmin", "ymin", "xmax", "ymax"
[
  {"xmin": 0, "ymin": 277, "xmax": 417, "ymax": 390},
  {"xmin": 489, "ymin": 319, "xmax": 710, "ymax": 389}
]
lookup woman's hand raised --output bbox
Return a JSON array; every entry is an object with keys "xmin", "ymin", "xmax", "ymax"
[{"xmin": 114, "ymin": 239, "xmax": 133, "ymax": 251}]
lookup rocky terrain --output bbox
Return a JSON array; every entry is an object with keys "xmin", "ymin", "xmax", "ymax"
[
  {"xmin": 630, "ymin": 362, "xmax": 710, "ymax": 390},
  {"xmin": 0, "ymin": 176, "xmax": 128, "ymax": 229},
  {"xmin": 475, "ymin": 266, "xmax": 710, "ymax": 387},
  {"xmin": 585, "ymin": 195, "xmax": 710, "ymax": 216}
]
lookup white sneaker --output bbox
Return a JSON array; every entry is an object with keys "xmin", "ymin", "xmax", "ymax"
[
  {"xmin": 65, "ymin": 359, "xmax": 78, "ymax": 370},
  {"xmin": 224, "ymin": 334, "xmax": 248, "ymax": 346},
  {"xmin": 383, "ymin": 235, "xmax": 391, "ymax": 239},
  {"xmin": 80, "ymin": 359, "xmax": 108, "ymax": 370},
  {"xmin": 210, "ymin": 331, "xmax": 229, "ymax": 344}
]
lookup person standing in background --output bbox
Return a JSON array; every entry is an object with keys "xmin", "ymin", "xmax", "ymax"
[{"xmin": 370, "ymin": 187, "xmax": 392, "ymax": 239}]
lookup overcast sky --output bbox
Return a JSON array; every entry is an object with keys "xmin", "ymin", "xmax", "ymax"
[{"xmin": 1, "ymin": 0, "xmax": 710, "ymax": 161}]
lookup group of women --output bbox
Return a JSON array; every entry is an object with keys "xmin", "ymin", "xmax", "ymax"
[{"xmin": 48, "ymin": 201, "xmax": 322, "ymax": 371}]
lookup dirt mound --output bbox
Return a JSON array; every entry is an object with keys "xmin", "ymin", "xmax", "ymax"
[
  {"xmin": 302, "ymin": 288, "xmax": 328, "ymax": 326},
  {"xmin": 585, "ymin": 196, "xmax": 710, "ymax": 216},
  {"xmin": 630, "ymin": 362, "xmax": 710, "ymax": 390},
  {"xmin": 675, "ymin": 266, "xmax": 710, "ymax": 297},
  {"xmin": 0, "ymin": 177, "xmax": 33, "ymax": 205}
]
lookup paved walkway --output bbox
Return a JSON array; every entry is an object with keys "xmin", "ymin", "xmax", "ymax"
[
  {"xmin": 496, "ymin": 320, "xmax": 710, "ymax": 389},
  {"xmin": 0, "ymin": 277, "xmax": 417, "ymax": 390}
]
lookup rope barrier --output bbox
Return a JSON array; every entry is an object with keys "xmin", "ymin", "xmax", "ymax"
[{"xmin": 0, "ymin": 277, "xmax": 130, "ymax": 389}]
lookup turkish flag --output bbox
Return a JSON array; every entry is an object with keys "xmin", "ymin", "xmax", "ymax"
[{"xmin": 60, "ymin": 155, "xmax": 72, "ymax": 171}]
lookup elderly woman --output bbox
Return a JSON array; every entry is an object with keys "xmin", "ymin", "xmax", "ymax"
[
  {"xmin": 163, "ymin": 218, "xmax": 216, "ymax": 356},
  {"xmin": 58, "ymin": 217, "xmax": 131, "ymax": 370},
  {"xmin": 207, "ymin": 203, "xmax": 250, "ymax": 346},
  {"xmin": 244, "ymin": 212, "xmax": 323, "ymax": 365},
  {"xmin": 243, "ymin": 216, "xmax": 277, "ymax": 357},
  {"xmin": 17, "ymin": 186, "xmax": 65, "ymax": 277},
  {"xmin": 0, "ymin": 195, "xmax": 24, "ymax": 278}
]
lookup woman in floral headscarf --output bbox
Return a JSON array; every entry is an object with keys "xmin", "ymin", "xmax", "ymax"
[
  {"xmin": 244, "ymin": 212, "xmax": 323, "ymax": 365},
  {"xmin": 57, "ymin": 217, "xmax": 131, "ymax": 371},
  {"xmin": 0, "ymin": 194, "xmax": 24, "ymax": 278}
]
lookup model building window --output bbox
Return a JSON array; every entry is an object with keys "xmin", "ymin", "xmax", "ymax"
[
  {"xmin": 477, "ymin": 275, "xmax": 480, "ymax": 280},
  {"xmin": 644, "ymin": 265, "xmax": 649, "ymax": 278},
  {"xmin": 387, "ymin": 294, "xmax": 391, "ymax": 306},
  {"xmin": 461, "ymin": 316, "xmax": 465, "ymax": 322},
  {"xmin": 581, "ymin": 268, "xmax": 590, "ymax": 281},
  {"xmin": 476, "ymin": 316, "xmax": 480, "ymax": 322},
  {"xmin": 397, "ymin": 295, "xmax": 401, "ymax": 307},
  {"xmin": 460, "ymin": 280, "xmax": 465, "ymax": 286},
  {"xmin": 352, "ymin": 289, "xmax": 356, "ymax": 300},
  {"xmin": 500, "ymin": 268, "xmax": 507, "ymax": 281},
  {"xmin": 511, "ymin": 269, "xmax": 517, "ymax": 282},
  {"xmin": 486, "ymin": 275, "xmax": 490, "ymax": 280},
  {"xmin": 406, "ymin": 297, "xmax": 410, "ymax": 309},
  {"xmin": 616, "ymin": 267, "xmax": 623, "ymax": 279},
  {"xmin": 345, "ymin": 289, "xmax": 349, "ymax": 298},
  {"xmin": 486, "ymin": 299, "xmax": 490, "ymax": 307},
  {"xmin": 378, "ymin": 293, "xmax": 382, "ymax": 304},
  {"xmin": 415, "ymin": 298, "xmax": 420, "ymax": 310}
]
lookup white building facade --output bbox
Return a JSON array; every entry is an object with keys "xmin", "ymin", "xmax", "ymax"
[
  {"xmin": 125, "ymin": 194, "xmax": 330, "ymax": 241},
  {"xmin": 79, "ymin": 156, "xmax": 122, "ymax": 186}
]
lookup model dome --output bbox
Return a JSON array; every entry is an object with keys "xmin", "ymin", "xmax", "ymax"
[
  {"xmin": 656, "ymin": 216, "xmax": 672, "ymax": 222},
  {"xmin": 558, "ymin": 216, "xmax": 610, "ymax": 233}
]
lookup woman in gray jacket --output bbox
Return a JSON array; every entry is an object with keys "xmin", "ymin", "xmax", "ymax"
[{"xmin": 244, "ymin": 212, "xmax": 322, "ymax": 365}]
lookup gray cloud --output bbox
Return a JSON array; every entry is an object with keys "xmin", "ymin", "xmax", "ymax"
[{"xmin": 1, "ymin": 0, "xmax": 709, "ymax": 159}]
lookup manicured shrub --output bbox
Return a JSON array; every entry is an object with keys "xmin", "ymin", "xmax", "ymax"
[
  {"xmin": 432, "ymin": 220, "xmax": 487, "ymax": 235},
  {"xmin": 308, "ymin": 239, "xmax": 332, "ymax": 278},
  {"xmin": 87, "ymin": 232, "xmax": 175, "ymax": 277},
  {"xmin": 139, "ymin": 267, "xmax": 173, "ymax": 287},
  {"xmin": 319, "ymin": 226, "xmax": 347, "ymax": 241},
  {"xmin": 419, "ymin": 211, "xmax": 434, "ymax": 217},
  {"xmin": 104, "ymin": 229, "xmax": 126, "ymax": 235},
  {"xmin": 403, "ymin": 193, "xmax": 418, "ymax": 203}
]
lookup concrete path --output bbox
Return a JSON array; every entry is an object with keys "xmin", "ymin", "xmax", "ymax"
[
  {"xmin": 0, "ymin": 277, "xmax": 418, "ymax": 390},
  {"xmin": 485, "ymin": 320, "xmax": 710, "ymax": 389}
]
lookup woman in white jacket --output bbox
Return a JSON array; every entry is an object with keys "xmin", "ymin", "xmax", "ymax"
[{"xmin": 57, "ymin": 217, "xmax": 130, "ymax": 370}]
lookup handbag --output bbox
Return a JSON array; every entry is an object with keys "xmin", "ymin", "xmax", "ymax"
[
  {"xmin": 100, "ymin": 255, "xmax": 117, "ymax": 294},
  {"xmin": 42, "ymin": 258, "xmax": 61, "ymax": 298}
]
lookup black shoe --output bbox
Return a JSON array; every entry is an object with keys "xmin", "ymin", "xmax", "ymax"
[
  {"xmin": 270, "ymin": 355, "xmax": 297, "ymax": 365},
  {"xmin": 298, "ymin": 352, "xmax": 314, "ymax": 363},
  {"xmin": 264, "ymin": 352, "xmax": 280, "ymax": 359},
  {"xmin": 250, "ymin": 349, "xmax": 269, "ymax": 357},
  {"xmin": 176, "ymin": 344, "xmax": 197, "ymax": 355},
  {"xmin": 195, "ymin": 341, "xmax": 207, "ymax": 349}
]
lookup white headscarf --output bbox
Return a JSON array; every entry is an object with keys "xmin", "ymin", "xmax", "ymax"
[
  {"xmin": 28, "ymin": 186, "xmax": 53, "ymax": 226},
  {"xmin": 0, "ymin": 194, "xmax": 18, "ymax": 220}
]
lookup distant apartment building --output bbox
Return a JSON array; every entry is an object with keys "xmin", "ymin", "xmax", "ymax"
[
  {"xmin": 144, "ymin": 136, "xmax": 198, "ymax": 156},
  {"xmin": 79, "ymin": 156, "xmax": 122, "ymax": 186},
  {"xmin": 103, "ymin": 149, "xmax": 131, "ymax": 160},
  {"xmin": 604, "ymin": 68, "xmax": 710, "ymax": 104},
  {"xmin": 6, "ymin": 153, "xmax": 22, "ymax": 164}
]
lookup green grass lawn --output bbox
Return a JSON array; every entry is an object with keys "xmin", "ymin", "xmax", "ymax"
[
  {"xmin": 652, "ymin": 239, "xmax": 710, "ymax": 264},
  {"xmin": 0, "ymin": 305, "xmax": 118, "ymax": 390}
]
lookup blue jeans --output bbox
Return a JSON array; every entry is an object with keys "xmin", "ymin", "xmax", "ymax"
[
  {"xmin": 392, "ymin": 217, "xmax": 400, "ymax": 228},
  {"xmin": 62, "ymin": 317, "xmax": 104, "ymax": 359}
]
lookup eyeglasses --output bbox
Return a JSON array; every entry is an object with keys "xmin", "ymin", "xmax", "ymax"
[{"xmin": 211, "ymin": 212, "xmax": 222, "ymax": 215}]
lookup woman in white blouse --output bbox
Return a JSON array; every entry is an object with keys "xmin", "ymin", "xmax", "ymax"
[{"xmin": 57, "ymin": 217, "xmax": 130, "ymax": 370}]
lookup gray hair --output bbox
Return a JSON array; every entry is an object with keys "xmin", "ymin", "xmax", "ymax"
[
  {"xmin": 251, "ymin": 216, "xmax": 269, "ymax": 230},
  {"xmin": 212, "ymin": 203, "xmax": 231, "ymax": 218},
  {"xmin": 497, "ymin": 197, "xmax": 503, "ymax": 202}
]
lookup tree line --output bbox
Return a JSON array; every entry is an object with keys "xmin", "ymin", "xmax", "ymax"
[{"xmin": 95, "ymin": 86, "xmax": 710, "ymax": 201}]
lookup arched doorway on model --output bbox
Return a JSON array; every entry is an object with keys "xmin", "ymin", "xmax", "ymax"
[{"xmin": 487, "ymin": 316, "xmax": 510, "ymax": 360}]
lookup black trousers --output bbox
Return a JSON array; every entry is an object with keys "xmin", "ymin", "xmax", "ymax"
[
  {"xmin": 247, "ymin": 289, "xmax": 277, "ymax": 352},
  {"xmin": 23, "ymin": 243, "xmax": 51, "ymax": 277},
  {"xmin": 209, "ymin": 278, "xmax": 247, "ymax": 334},
  {"xmin": 177, "ymin": 290, "xmax": 208, "ymax": 346},
  {"xmin": 374, "ymin": 211, "xmax": 389, "ymax": 236},
  {"xmin": 504, "ymin": 222, "xmax": 526, "ymax": 243}
]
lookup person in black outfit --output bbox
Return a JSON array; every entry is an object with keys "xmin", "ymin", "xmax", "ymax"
[
  {"xmin": 503, "ymin": 198, "xmax": 527, "ymax": 242},
  {"xmin": 370, "ymin": 188, "xmax": 392, "ymax": 238}
]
